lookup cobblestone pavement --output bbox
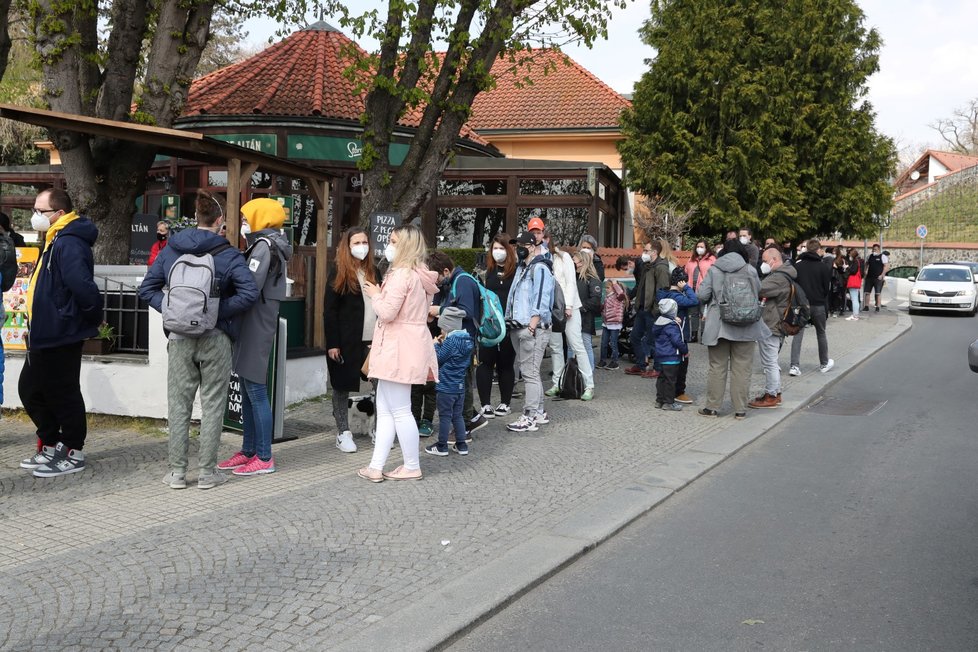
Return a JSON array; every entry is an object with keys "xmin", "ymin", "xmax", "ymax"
[{"xmin": 0, "ymin": 310, "xmax": 901, "ymax": 651}]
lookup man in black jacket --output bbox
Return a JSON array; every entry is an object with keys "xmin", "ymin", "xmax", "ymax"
[{"xmin": 789, "ymin": 238, "xmax": 834, "ymax": 376}]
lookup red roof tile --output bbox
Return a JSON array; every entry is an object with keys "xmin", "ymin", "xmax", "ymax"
[
  {"xmin": 929, "ymin": 150, "xmax": 978, "ymax": 173},
  {"xmin": 183, "ymin": 22, "xmax": 487, "ymax": 145},
  {"xmin": 467, "ymin": 49, "xmax": 631, "ymax": 132}
]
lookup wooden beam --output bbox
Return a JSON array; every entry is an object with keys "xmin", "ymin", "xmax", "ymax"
[
  {"xmin": 240, "ymin": 162, "xmax": 259, "ymax": 190},
  {"xmin": 226, "ymin": 158, "xmax": 241, "ymax": 247},
  {"xmin": 312, "ymin": 178, "xmax": 331, "ymax": 349}
]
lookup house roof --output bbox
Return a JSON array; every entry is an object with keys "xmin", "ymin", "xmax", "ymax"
[
  {"xmin": 182, "ymin": 21, "xmax": 488, "ymax": 146},
  {"xmin": 467, "ymin": 49, "xmax": 631, "ymax": 132},
  {"xmin": 894, "ymin": 148, "xmax": 978, "ymax": 194}
]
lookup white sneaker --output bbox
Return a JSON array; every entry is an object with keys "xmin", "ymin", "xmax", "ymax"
[
  {"xmin": 820, "ymin": 359, "xmax": 835, "ymax": 373},
  {"xmin": 336, "ymin": 430, "xmax": 357, "ymax": 453},
  {"xmin": 493, "ymin": 403, "xmax": 511, "ymax": 417},
  {"xmin": 480, "ymin": 405, "xmax": 495, "ymax": 419},
  {"xmin": 789, "ymin": 365, "xmax": 801, "ymax": 377},
  {"xmin": 845, "ymin": 315, "xmax": 856, "ymax": 321}
]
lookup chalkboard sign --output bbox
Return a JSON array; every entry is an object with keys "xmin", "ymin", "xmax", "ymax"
[
  {"xmin": 369, "ymin": 211, "xmax": 402, "ymax": 259},
  {"xmin": 129, "ymin": 213, "xmax": 159, "ymax": 265}
]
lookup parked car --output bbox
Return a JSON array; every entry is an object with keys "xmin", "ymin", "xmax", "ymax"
[
  {"xmin": 908, "ymin": 264, "xmax": 978, "ymax": 315},
  {"xmin": 949, "ymin": 261, "xmax": 978, "ymax": 285},
  {"xmin": 883, "ymin": 265, "xmax": 918, "ymax": 306}
]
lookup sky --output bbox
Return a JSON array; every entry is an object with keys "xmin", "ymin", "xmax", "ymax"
[{"xmin": 245, "ymin": 0, "xmax": 978, "ymax": 157}]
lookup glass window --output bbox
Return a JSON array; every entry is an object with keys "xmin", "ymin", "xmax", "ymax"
[
  {"xmin": 519, "ymin": 178, "xmax": 587, "ymax": 195},
  {"xmin": 437, "ymin": 207, "xmax": 505, "ymax": 249},
  {"xmin": 517, "ymin": 207, "xmax": 589, "ymax": 247},
  {"xmin": 438, "ymin": 179, "xmax": 507, "ymax": 195},
  {"xmin": 250, "ymin": 171, "xmax": 273, "ymax": 189},
  {"xmin": 917, "ymin": 267, "xmax": 971, "ymax": 282},
  {"xmin": 182, "ymin": 168, "xmax": 201, "ymax": 189},
  {"xmin": 207, "ymin": 169, "xmax": 228, "ymax": 187}
]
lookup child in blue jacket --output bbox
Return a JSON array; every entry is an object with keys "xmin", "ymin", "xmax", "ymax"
[
  {"xmin": 425, "ymin": 307, "xmax": 474, "ymax": 456},
  {"xmin": 651, "ymin": 298, "xmax": 688, "ymax": 411},
  {"xmin": 656, "ymin": 267, "xmax": 698, "ymax": 404}
]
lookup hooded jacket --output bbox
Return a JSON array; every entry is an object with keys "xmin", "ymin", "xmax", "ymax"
[
  {"xmin": 697, "ymin": 252, "xmax": 770, "ymax": 345},
  {"xmin": 26, "ymin": 212, "xmax": 103, "ymax": 349},
  {"xmin": 793, "ymin": 251, "xmax": 832, "ymax": 306},
  {"xmin": 367, "ymin": 265, "xmax": 440, "ymax": 385},
  {"xmin": 651, "ymin": 313, "xmax": 688, "ymax": 364},
  {"xmin": 759, "ymin": 264, "xmax": 797, "ymax": 336},
  {"xmin": 138, "ymin": 227, "xmax": 259, "ymax": 341},
  {"xmin": 438, "ymin": 266, "xmax": 481, "ymax": 339},
  {"xmin": 656, "ymin": 284, "xmax": 699, "ymax": 341},
  {"xmin": 638, "ymin": 257, "xmax": 671, "ymax": 315}
]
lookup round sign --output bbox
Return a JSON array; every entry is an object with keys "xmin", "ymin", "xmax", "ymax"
[{"xmin": 916, "ymin": 224, "xmax": 928, "ymax": 239}]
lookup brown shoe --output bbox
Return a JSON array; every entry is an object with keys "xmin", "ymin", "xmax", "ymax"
[
  {"xmin": 748, "ymin": 393, "xmax": 780, "ymax": 409},
  {"xmin": 624, "ymin": 365, "xmax": 645, "ymax": 376},
  {"xmin": 641, "ymin": 369, "xmax": 660, "ymax": 379},
  {"xmin": 776, "ymin": 392, "xmax": 782, "ymax": 405},
  {"xmin": 675, "ymin": 393, "xmax": 694, "ymax": 404}
]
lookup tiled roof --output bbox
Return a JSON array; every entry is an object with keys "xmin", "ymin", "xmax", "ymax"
[
  {"xmin": 893, "ymin": 149, "xmax": 978, "ymax": 191},
  {"xmin": 467, "ymin": 49, "xmax": 631, "ymax": 131},
  {"xmin": 929, "ymin": 150, "xmax": 978, "ymax": 172},
  {"xmin": 183, "ymin": 21, "xmax": 487, "ymax": 145}
]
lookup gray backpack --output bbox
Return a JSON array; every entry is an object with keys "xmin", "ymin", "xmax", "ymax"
[
  {"xmin": 162, "ymin": 243, "xmax": 229, "ymax": 337},
  {"xmin": 718, "ymin": 272, "xmax": 762, "ymax": 325}
]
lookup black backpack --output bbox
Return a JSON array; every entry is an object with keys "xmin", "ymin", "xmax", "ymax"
[
  {"xmin": 0, "ymin": 232, "xmax": 17, "ymax": 292},
  {"xmin": 557, "ymin": 356, "xmax": 585, "ymax": 400},
  {"xmin": 776, "ymin": 270, "xmax": 811, "ymax": 335}
]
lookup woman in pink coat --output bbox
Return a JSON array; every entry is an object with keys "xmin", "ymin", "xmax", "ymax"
[
  {"xmin": 358, "ymin": 224, "xmax": 439, "ymax": 482},
  {"xmin": 684, "ymin": 239, "xmax": 716, "ymax": 342}
]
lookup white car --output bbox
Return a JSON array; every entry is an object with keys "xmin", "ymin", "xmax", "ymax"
[{"xmin": 908, "ymin": 264, "xmax": 978, "ymax": 315}]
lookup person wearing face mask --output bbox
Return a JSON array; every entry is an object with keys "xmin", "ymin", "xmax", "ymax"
[
  {"xmin": 544, "ymin": 232, "xmax": 595, "ymax": 400},
  {"xmin": 323, "ymin": 227, "xmax": 382, "ymax": 453},
  {"xmin": 147, "ymin": 220, "xmax": 170, "ymax": 266},
  {"xmin": 577, "ymin": 234, "xmax": 604, "ymax": 282},
  {"xmin": 17, "ymin": 188, "xmax": 103, "ymax": 478},
  {"xmin": 625, "ymin": 240, "xmax": 670, "ymax": 378},
  {"xmin": 476, "ymin": 234, "xmax": 518, "ymax": 419},
  {"xmin": 684, "ymin": 239, "xmax": 716, "ymax": 342},
  {"xmin": 862, "ymin": 244, "xmax": 888, "ymax": 312},
  {"xmin": 738, "ymin": 227, "xmax": 759, "ymax": 268},
  {"xmin": 749, "ymin": 246, "xmax": 796, "ymax": 409},
  {"xmin": 139, "ymin": 189, "xmax": 259, "ymax": 489}
]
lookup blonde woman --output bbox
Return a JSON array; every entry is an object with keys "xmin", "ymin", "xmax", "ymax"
[
  {"xmin": 544, "ymin": 235, "xmax": 594, "ymax": 401},
  {"xmin": 658, "ymin": 238, "xmax": 679, "ymax": 272},
  {"xmin": 572, "ymin": 250, "xmax": 602, "ymax": 388},
  {"xmin": 358, "ymin": 225, "xmax": 439, "ymax": 482}
]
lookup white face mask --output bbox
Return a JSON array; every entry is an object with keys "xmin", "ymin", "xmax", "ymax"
[
  {"xmin": 491, "ymin": 249, "xmax": 507, "ymax": 263},
  {"xmin": 799, "ymin": 246, "xmax": 807, "ymax": 254},
  {"xmin": 384, "ymin": 243, "xmax": 396, "ymax": 263},
  {"xmin": 351, "ymin": 244, "xmax": 370, "ymax": 260},
  {"xmin": 580, "ymin": 247, "xmax": 593, "ymax": 257},
  {"xmin": 739, "ymin": 236, "xmax": 750, "ymax": 246},
  {"xmin": 241, "ymin": 222, "xmax": 252, "ymax": 235},
  {"xmin": 31, "ymin": 211, "xmax": 52, "ymax": 232},
  {"xmin": 641, "ymin": 252, "xmax": 652, "ymax": 263},
  {"xmin": 760, "ymin": 262, "xmax": 772, "ymax": 275},
  {"xmin": 695, "ymin": 247, "xmax": 706, "ymax": 256}
]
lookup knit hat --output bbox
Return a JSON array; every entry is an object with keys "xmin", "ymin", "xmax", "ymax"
[
  {"xmin": 658, "ymin": 298, "xmax": 678, "ymax": 318},
  {"xmin": 670, "ymin": 267, "xmax": 688, "ymax": 285},
  {"xmin": 241, "ymin": 198, "xmax": 287, "ymax": 232},
  {"xmin": 438, "ymin": 306, "xmax": 466, "ymax": 333}
]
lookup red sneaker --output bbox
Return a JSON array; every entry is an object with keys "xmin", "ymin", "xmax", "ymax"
[
  {"xmin": 232, "ymin": 456, "xmax": 276, "ymax": 476},
  {"xmin": 217, "ymin": 451, "xmax": 252, "ymax": 470}
]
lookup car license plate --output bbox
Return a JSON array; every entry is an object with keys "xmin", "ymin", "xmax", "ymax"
[{"xmin": 932, "ymin": 297, "xmax": 954, "ymax": 304}]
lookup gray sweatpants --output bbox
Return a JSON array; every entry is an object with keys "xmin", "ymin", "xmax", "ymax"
[
  {"xmin": 513, "ymin": 327, "xmax": 550, "ymax": 417},
  {"xmin": 166, "ymin": 333, "xmax": 232, "ymax": 474}
]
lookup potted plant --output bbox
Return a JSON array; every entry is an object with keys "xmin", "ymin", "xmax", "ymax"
[{"xmin": 82, "ymin": 321, "xmax": 117, "ymax": 355}]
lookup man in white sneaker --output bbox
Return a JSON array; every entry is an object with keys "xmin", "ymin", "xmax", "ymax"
[{"xmin": 790, "ymin": 238, "xmax": 834, "ymax": 376}]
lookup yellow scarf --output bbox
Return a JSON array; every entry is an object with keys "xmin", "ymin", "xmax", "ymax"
[{"xmin": 26, "ymin": 211, "xmax": 80, "ymax": 320}]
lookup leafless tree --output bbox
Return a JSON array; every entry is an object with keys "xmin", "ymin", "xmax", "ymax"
[
  {"xmin": 633, "ymin": 194, "xmax": 696, "ymax": 247},
  {"xmin": 930, "ymin": 97, "xmax": 978, "ymax": 156}
]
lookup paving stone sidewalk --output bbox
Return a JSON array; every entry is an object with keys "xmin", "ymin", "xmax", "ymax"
[{"xmin": 0, "ymin": 309, "xmax": 906, "ymax": 651}]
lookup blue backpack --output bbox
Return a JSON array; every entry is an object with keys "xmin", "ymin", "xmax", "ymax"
[{"xmin": 450, "ymin": 271, "xmax": 507, "ymax": 347}]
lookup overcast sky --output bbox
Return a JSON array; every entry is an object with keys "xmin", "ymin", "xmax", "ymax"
[{"xmin": 245, "ymin": 1, "xmax": 976, "ymax": 154}]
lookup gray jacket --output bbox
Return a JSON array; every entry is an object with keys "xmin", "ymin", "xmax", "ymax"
[
  {"xmin": 232, "ymin": 230, "xmax": 293, "ymax": 382},
  {"xmin": 697, "ymin": 252, "xmax": 770, "ymax": 345},
  {"xmin": 759, "ymin": 265, "xmax": 797, "ymax": 336}
]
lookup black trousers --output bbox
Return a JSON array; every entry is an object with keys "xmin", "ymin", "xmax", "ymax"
[
  {"xmin": 19, "ymin": 341, "xmax": 88, "ymax": 450},
  {"xmin": 411, "ymin": 381, "xmax": 437, "ymax": 424},
  {"xmin": 476, "ymin": 337, "xmax": 517, "ymax": 407},
  {"xmin": 655, "ymin": 363, "xmax": 680, "ymax": 405}
]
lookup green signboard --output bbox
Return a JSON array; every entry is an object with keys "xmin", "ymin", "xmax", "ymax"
[
  {"xmin": 287, "ymin": 135, "xmax": 409, "ymax": 165},
  {"xmin": 211, "ymin": 133, "xmax": 278, "ymax": 155},
  {"xmin": 268, "ymin": 195, "xmax": 294, "ymax": 225}
]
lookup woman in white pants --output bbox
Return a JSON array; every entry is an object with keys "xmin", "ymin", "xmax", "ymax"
[{"xmin": 545, "ymin": 238, "xmax": 594, "ymax": 400}]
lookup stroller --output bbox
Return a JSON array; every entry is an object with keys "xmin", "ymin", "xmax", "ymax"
[{"xmin": 617, "ymin": 308, "xmax": 635, "ymax": 361}]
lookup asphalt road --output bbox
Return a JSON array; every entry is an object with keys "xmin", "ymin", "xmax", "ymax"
[{"xmin": 448, "ymin": 311, "xmax": 978, "ymax": 651}]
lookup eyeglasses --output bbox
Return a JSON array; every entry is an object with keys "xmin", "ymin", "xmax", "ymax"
[{"xmin": 33, "ymin": 206, "xmax": 57, "ymax": 213}]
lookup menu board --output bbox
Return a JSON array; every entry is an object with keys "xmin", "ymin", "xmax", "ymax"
[{"xmin": 2, "ymin": 247, "xmax": 40, "ymax": 351}]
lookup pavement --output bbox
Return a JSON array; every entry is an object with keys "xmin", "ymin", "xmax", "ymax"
[{"xmin": 0, "ymin": 307, "xmax": 910, "ymax": 651}]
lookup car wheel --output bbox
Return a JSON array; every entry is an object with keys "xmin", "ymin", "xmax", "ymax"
[{"xmin": 908, "ymin": 308, "xmax": 916, "ymax": 315}]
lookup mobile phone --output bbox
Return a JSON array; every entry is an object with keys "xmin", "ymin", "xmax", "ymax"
[{"xmin": 337, "ymin": 354, "xmax": 345, "ymax": 364}]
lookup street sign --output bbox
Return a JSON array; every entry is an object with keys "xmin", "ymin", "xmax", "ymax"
[{"xmin": 916, "ymin": 224, "xmax": 928, "ymax": 239}]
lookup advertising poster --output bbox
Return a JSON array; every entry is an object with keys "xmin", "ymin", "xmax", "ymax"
[{"xmin": 2, "ymin": 247, "xmax": 40, "ymax": 351}]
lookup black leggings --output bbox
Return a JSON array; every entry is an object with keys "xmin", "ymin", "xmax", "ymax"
[{"xmin": 476, "ymin": 336, "xmax": 517, "ymax": 406}]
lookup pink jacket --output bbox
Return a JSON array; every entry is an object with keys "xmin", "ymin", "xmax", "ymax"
[
  {"xmin": 368, "ymin": 266, "xmax": 440, "ymax": 385},
  {"xmin": 601, "ymin": 280, "xmax": 627, "ymax": 326},
  {"xmin": 685, "ymin": 255, "xmax": 716, "ymax": 291}
]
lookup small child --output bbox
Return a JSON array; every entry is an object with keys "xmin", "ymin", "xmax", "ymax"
[
  {"xmin": 651, "ymin": 298, "xmax": 688, "ymax": 411},
  {"xmin": 598, "ymin": 278, "xmax": 628, "ymax": 370},
  {"xmin": 425, "ymin": 306, "xmax": 474, "ymax": 456},
  {"xmin": 656, "ymin": 267, "xmax": 698, "ymax": 404}
]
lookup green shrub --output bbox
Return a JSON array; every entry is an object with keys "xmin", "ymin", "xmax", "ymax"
[{"xmin": 440, "ymin": 248, "xmax": 483, "ymax": 273}]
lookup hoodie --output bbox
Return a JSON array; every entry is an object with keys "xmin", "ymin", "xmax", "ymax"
[
  {"xmin": 759, "ymin": 264, "xmax": 797, "ymax": 336},
  {"xmin": 26, "ymin": 212, "xmax": 103, "ymax": 349},
  {"xmin": 696, "ymin": 252, "xmax": 770, "ymax": 346},
  {"xmin": 793, "ymin": 250, "xmax": 831, "ymax": 306},
  {"xmin": 138, "ymin": 227, "xmax": 259, "ymax": 341},
  {"xmin": 651, "ymin": 309, "xmax": 688, "ymax": 364}
]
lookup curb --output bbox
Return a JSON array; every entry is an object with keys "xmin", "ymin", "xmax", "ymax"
[{"xmin": 338, "ymin": 312, "xmax": 913, "ymax": 652}]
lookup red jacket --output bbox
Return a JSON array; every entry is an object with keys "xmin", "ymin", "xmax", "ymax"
[{"xmin": 147, "ymin": 239, "xmax": 167, "ymax": 266}]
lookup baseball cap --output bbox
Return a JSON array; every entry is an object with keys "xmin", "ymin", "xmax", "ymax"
[
  {"xmin": 510, "ymin": 231, "xmax": 536, "ymax": 246},
  {"xmin": 527, "ymin": 216, "xmax": 545, "ymax": 231}
]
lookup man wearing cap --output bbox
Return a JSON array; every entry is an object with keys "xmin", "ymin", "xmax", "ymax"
[
  {"xmin": 527, "ymin": 211, "xmax": 547, "ymax": 258},
  {"xmin": 505, "ymin": 231, "xmax": 555, "ymax": 432}
]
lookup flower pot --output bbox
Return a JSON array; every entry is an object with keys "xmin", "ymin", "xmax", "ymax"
[{"xmin": 82, "ymin": 338, "xmax": 114, "ymax": 355}]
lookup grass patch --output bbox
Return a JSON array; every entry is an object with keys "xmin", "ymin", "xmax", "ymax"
[
  {"xmin": 891, "ymin": 181, "xmax": 978, "ymax": 242},
  {"xmin": 86, "ymin": 413, "xmax": 169, "ymax": 438}
]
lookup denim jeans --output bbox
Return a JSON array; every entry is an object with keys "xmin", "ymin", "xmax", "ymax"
[
  {"xmin": 241, "ymin": 378, "xmax": 273, "ymax": 461},
  {"xmin": 757, "ymin": 333, "xmax": 783, "ymax": 396},
  {"xmin": 848, "ymin": 288, "xmax": 861, "ymax": 314},
  {"xmin": 630, "ymin": 310, "xmax": 655, "ymax": 368},
  {"xmin": 436, "ymin": 391, "xmax": 465, "ymax": 449},
  {"xmin": 599, "ymin": 327, "xmax": 621, "ymax": 362}
]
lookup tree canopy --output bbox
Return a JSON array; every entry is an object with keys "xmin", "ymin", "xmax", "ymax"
[{"xmin": 618, "ymin": 0, "xmax": 896, "ymax": 241}]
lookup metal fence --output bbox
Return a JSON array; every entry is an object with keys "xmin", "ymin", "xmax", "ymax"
[{"xmin": 96, "ymin": 275, "xmax": 149, "ymax": 354}]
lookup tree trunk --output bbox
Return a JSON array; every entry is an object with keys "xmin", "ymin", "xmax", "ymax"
[{"xmin": 0, "ymin": 0, "xmax": 11, "ymax": 82}]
